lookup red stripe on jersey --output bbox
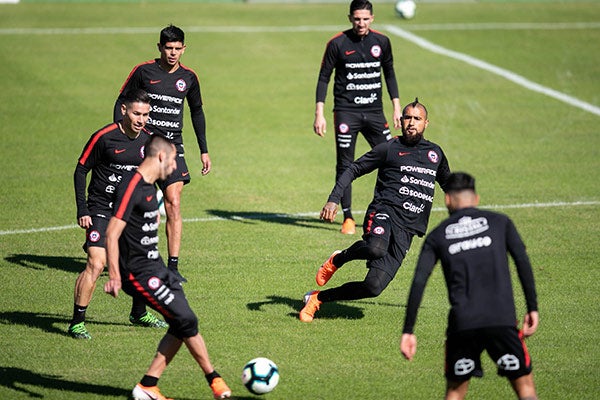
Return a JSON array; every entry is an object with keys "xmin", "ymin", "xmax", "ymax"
[
  {"xmin": 118, "ymin": 59, "xmax": 155, "ymax": 93},
  {"xmin": 365, "ymin": 211, "xmax": 376, "ymax": 234},
  {"xmin": 78, "ymin": 124, "xmax": 118, "ymax": 165},
  {"xmin": 128, "ymin": 273, "xmax": 173, "ymax": 319},
  {"xmin": 180, "ymin": 62, "xmax": 200, "ymax": 81},
  {"xmin": 115, "ymin": 172, "xmax": 143, "ymax": 220}
]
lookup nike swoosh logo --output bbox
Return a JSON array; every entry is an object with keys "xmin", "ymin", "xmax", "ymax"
[
  {"xmin": 398, "ymin": 152, "xmax": 411, "ymax": 156},
  {"xmin": 140, "ymin": 388, "xmax": 159, "ymax": 400},
  {"xmin": 181, "ymin": 172, "xmax": 189, "ymax": 177},
  {"xmin": 146, "ymin": 195, "xmax": 153, "ymax": 202},
  {"xmin": 115, "ymin": 149, "xmax": 126, "ymax": 154},
  {"xmin": 345, "ymin": 50, "xmax": 356, "ymax": 56},
  {"xmin": 150, "ymin": 80, "xmax": 161, "ymax": 84}
]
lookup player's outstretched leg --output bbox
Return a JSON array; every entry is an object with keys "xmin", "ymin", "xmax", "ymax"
[
  {"xmin": 316, "ymin": 250, "xmax": 341, "ymax": 286},
  {"xmin": 299, "ymin": 290, "xmax": 322, "ymax": 323}
]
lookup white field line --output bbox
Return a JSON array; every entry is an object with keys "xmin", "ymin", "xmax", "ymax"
[
  {"xmin": 383, "ymin": 24, "xmax": 600, "ymax": 117},
  {"xmin": 1, "ymin": 200, "xmax": 598, "ymax": 236},
  {"xmin": 1, "ymin": 22, "xmax": 599, "ymax": 35},
  {"xmin": 2, "ymin": 22, "xmax": 598, "ymax": 116}
]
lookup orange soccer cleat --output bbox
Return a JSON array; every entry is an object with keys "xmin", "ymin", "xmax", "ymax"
[
  {"xmin": 316, "ymin": 250, "xmax": 341, "ymax": 286},
  {"xmin": 340, "ymin": 218, "xmax": 356, "ymax": 234},
  {"xmin": 299, "ymin": 291, "xmax": 322, "ymax": 323}
]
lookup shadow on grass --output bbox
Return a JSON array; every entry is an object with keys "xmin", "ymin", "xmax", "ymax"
[
  {"xmin": 205, "ymin": 209, "xmax": 337, "ymax": 231},
  {"xmin": 4, "ymin": 253, "xmax": 86, "ymax": 274},
  {"xmin": 0, "ymin": 366, "xmax": 130, "ymax": 398},
  {"xmin": 247, "ymin": 295, "xmax": 365, "ymax": 320},
  {"xmin": 0, "ymin": 311, "xmax": 129, "ymax": 338}
]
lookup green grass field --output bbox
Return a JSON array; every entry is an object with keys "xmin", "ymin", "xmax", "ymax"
[{"xmin": 0, "ymin": 1, "xmax": 599, "ymax": 399}]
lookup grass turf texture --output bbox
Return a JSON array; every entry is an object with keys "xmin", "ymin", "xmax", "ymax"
[{"xmin": 0, "ymin": 2, "xmax": 599, "ymax": 399}]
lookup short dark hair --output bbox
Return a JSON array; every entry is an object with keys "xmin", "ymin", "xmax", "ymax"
[
  {"xmin": 445, "ymin": 172, "xmax": 476, "ymax": 193},
  {"xmin": 145, "ymin": 134, "xmax": 173, "ymax": 158},
  {"xmin": 122, "ymin": 89, "xmax": 150, "ymax": 106},
  {"xmin": 349, "ymin": 0, "xmax": 373, "ymax": 14},
  {"xmin": 403, "ymin": 97, "xmax": 428, "ymax": 119},
  {"xmin": 160, "ymin": 24, "xmax": 185, "ymax": 45}
]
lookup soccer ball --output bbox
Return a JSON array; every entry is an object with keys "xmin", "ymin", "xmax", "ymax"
[
  {"xmin": 241, "ymin": 357, "xmax": 280, "ymax": 395},
  {"xmin": 395, "ymin": 0, "xmax": 416, "ymax": 19},
  {"xmin": 156, "ymin": 188, "xmax": 166, "ymax": 216}
]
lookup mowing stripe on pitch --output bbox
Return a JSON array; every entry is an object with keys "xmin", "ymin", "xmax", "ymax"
[
  {"xmin": 383, "ymin": 25, "xmax": 600, "ymax": 117},
  {"xmin": 2, "ymin": 22, "xmax": 597, "ymax": 117},
  {"xmin": 1, "ymin": 201, "xmax": 598, "ymax": 236}
]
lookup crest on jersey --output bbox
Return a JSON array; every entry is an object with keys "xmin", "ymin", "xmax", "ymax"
[
  {"xmin": 370, "ymin": 45, "xmax": 382, "ymax": 58},
  {"xmin": 339, "ymin": 123, "xmax": 349, "ymax": 134},
  {"xmin": 175, "ymin": 79, "xmax": 187, "ymax": 92},
  {"xmin": 428, "ymin": 150, "xmax": 439, "ymax": 163},
  {"xmin": 148, "ymin": 276, "xmax": 161, "ymax": 290},
  {"xmin": 140, "ymin": 145, "xmax": 145, "ymax": 159}
]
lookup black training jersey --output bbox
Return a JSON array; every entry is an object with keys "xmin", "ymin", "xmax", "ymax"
[
  {"xmin": 403, "ymin": 207, "xmax": 538, "ymax": 335},
  {"xmin": 74, "ymin": 123, "xmax": 150, "ymax": 219},
  {"xmin": 316, "ymin": 29, "xmax": 399, "ymax": 112},
  {"xmin": 113, "ymin": 172, "xmax": 163, "ymax": 274},
  {"xmin": 328, "ymin": 136, "xmax": 450, "ymax": 236},
  {"xmin": 114, "ymin": 59, "xmax": 207, "ymax": 152}
]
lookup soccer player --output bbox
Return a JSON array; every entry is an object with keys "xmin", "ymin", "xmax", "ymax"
[
  {"xmin": 114, "ymin": 24, "xmax": 210, "ymax": 281},
  {"xmin": 300, "ymin": 98, "xmax": 450, "ymax": 322},
  {"xmin": 104, "ymin": 135, "xmax": 231, "ymax": 400},
  {"xmin": 400, "ymin": 172, "xmax": 539, "ymax": 400},
  {"xmin": 69, "ymin": 89, "xmax": 167, "ymax": 340},
  {"xmin": 313, "ymin": 0, "xmax": 402, "ymax": 235}
]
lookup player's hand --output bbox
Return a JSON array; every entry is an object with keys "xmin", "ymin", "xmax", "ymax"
[
  {"xmin": 200, "ymin": 153, "xmax": 211, "ymax": 175},
  {"xmin": 400, "ymin": 333, "xmax": 417, "ymax": 361},
  {"xmin": 393, "ymin": 109, "xmax": 402, "ymax": 130},
  {"xmin": 522, "ymin": 311, "xmax": 539, "ymax": 337},
  {"xmin": 78, "ymin": 215, "xmax": 92, "ymax": 229},
  {"xmin": 320, "ymin": 202, "xmax": 338, "ymax": 222},
  {"xmin": 104, "ymin": 278, "xmax": 121, "ymax": 298},
  {"xmin": 313, "ymin": 115, "xmax": 327, "ymax": 137}
]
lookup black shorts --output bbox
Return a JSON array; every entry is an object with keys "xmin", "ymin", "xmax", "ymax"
[
  {"xmin": 445, "ymin": 326, "xmax": 533, "ymax": 382},
  {"xmin": 157, "ymin": 152, "xmax": 191, "ymax": 191},
  {"xmin": 362, "ymin": 204, "xmax": 414, "ymax": 278},
  {"xmin": 122, "ymin": 262, "xmax": 198, "ymax": 339},
  {"xmin": 333, "ymin": 110, "xmax": 392, "ymax": 149},
  {"xmin": 84, "ymin": 215, "xmax": 110, "ymax": 250}
]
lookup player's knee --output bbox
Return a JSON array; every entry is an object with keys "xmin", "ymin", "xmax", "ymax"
[
  {"xmin": 173, "ymin": 310, "xmax": 199, "ymax": 338},
  {"xmin": 365, "ymin": 244, "xmax": 387, "ymax": 260},
  {"xmin": 362, "ymin": 278, "xmax": 385, "ymax": 298},
  {"xmin": 362, "ymin": 269, "xmax": 392, "ymax": 297},
  {"xmin": 86, "ymin": 258, "xmax": 105, "ymax": 277},
  {"xmin": 165, "ymin": 196, "xmax": 181, "ymax": 211}
]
